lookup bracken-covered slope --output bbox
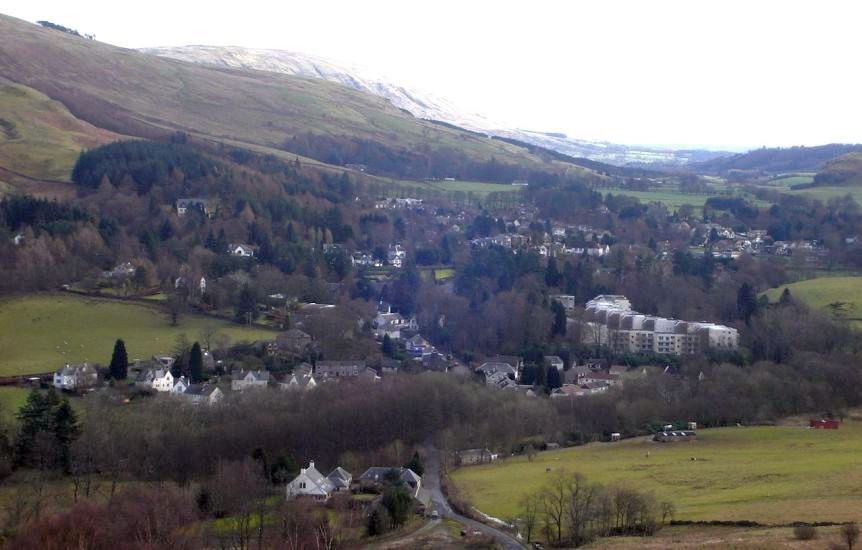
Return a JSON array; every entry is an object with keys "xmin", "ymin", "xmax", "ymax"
[
  {"xmin": 142, "ymin": 44, "xmax": 728, "ymax": 167},
  {"xmin": 0, "ymin": 14, "xmax": 583, "ymax": 178}
]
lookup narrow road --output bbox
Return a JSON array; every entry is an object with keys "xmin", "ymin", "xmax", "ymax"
[{"xmin": 424, "ymin": 447, "xmax": 526, "ymax": 550}]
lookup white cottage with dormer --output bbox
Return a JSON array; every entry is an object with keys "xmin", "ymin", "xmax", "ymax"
[{"xmin": 286, "ymin": 461, "xmax": 352, "ymax": 501}]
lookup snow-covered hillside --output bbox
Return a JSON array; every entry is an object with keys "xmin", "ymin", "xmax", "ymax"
[{"xmin": 141, "ymin": 45, "xmax": 725, "ymax": 166}]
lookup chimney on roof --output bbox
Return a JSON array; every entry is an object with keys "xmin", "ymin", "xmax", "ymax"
[{"xmin": 309, "ymin": 460, "xmax": 315, "ymax": 470}]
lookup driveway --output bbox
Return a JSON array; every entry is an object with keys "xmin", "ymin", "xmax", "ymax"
[{"xmin": 423, "ymin": 447, "xmax": 526, "ymax": 550}]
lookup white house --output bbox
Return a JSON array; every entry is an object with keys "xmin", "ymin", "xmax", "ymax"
[
  {"xmin": 229, "ymin": 244, "xmax": 255, "ymax": 257},
  {"xmin": 544, "ymin": 356, "xmax": 565, "ymax": 371},
  {"xmin": 53, "ymin": 363, "xmax": 98, "ymax": 391},
  {"xmin": 135, "ymin": 367, "xmax": 174, "ymax": 392},
  {"xmin": 279, "ymin": 372, "xmax": 317, "ymax": 391},
  {"xmin": 231, "ymin": 369, "xmax": 270, "ymax": 391},
  {"xmin": 286, "ymin": 461, "xmax": 352, "ymax": 500}
]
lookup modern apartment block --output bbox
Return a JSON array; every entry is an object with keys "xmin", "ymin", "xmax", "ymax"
[{"xmin": 582, "ymin": 295, "xmax": 738, "ymax": 356}]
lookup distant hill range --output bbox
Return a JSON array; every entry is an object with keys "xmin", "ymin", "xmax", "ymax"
[
  {"xmin": 693, "ymin": 143, "xmax": 862, "ymax": 175},
  {"xmin": 140, "ymin": 45, "xmax": 728, "ymax": 167}
]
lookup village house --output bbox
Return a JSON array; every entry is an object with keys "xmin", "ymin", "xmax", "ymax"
[
  {"xmin": 286, "ymin": 461, "xmax": 352, "ymax": 500},
  {"xmin": 176, "ymin": 198, "xmax": 211, "ymax": 216},
  {"xmin": 405, "ymin": 334, "xmax": 433, "ymax": 357},
  {"xmin": 387, "ymin": 244, "xmax": 406, "ymax": 268},
  {"xmin": 372, "ymin": 311, "xmax": 417, "ymax": 340},
  {"xmin": 134, "ymin": 366, "xmax": 174, "ymax": 392},
  {"xmin": 456, "ymin": 448, "xmax": 498, "ymax": 466},
  {"xmin": 228, "ymin": 243, "xmax": 255, "ymax": 257},
  {"xmin": 581, "ymin": 372, "xmax": 622, "ymax": 387},
  {"xmin": 231, "ymin": 369, "xmax": 270, "ymax": 391},
  {"xmin": 420, "ymin": 352, "xmax": 449, "ymax": 372},
  {"xmin": 563, "ymin": 365, "xmax": 591, "ymax": 385},
  {"xmin": 279, "ymin": 371, "xmax": 317, "ymax": 391},
  {"xmin": 477, "ymin": 360, "xmax": 519, "ymax": 382},
  {"xmin": 315, "ymin": 360, "xmax": 367, "ymax": 379},
  {"xmin": 179, "ymin": 384, "xmax": 223, "ymax": 406},
  {"xmin": 359, "ymin": 467, "xmax": 422, "ymax": 495},
  {"xmin": 544, "ymin": 356, "xmax": 565, "ymax": 371},
  {"xmin": 276, "ymin": 329, "xmax": 313, "ymax": 355},
  {"xmin": 351, "ymin": 251, "xmax": 382, "ymax": 267},
  {"xmin": 549, "ymin": 294, "xmax": 576, "ymax": 312},
  {"xmin": 53, "ymin": 363, "xmax": 99, "ymax": 391},
  {"xmin": 171, "ymin": 376, "xmax": 189, "ymax": 395}
]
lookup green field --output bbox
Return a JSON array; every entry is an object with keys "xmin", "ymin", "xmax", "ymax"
[
  {"xmin": 0, "ymin": 294, "xmax": 276, "ymax": 376},
  {"xmin": 451, "ymin": 422, "xmax": 862, "ymax": 524},
  {"xmin": 0, "ymin": 386, "xmax": 31, "ymax": 419},
  {"xmin": 787, "ymin": 184, "xmax": 862, "ymax": 203},
  {"xmin": 763, "ymin": 173, "xmax": 815, "ymax": 188},
  {"xmin": 763, "ymin": 276, "xmax": 862, "ymax": 320},
  {"xmin": 604, "ymin": 183, "xmax": 768, "ymax": 209}
]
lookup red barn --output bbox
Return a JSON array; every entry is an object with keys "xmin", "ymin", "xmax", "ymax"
[{"xmin": 810, "ymin": 419, "xmax": 840, "ymax": 429}]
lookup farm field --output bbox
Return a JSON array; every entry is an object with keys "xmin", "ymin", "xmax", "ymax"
[
  {"xmin": 0, "ymin": 386, "xmax": 31, "ymax": 419},
  {"xmin": 385, "ymin": 178, "xmax": 521, "ymax": 198},
  {"xmin": 763, "ymin": 276, "xmax": 862, "ymax": 320},
  {"xmin": 450, "ymin": 421, "xmax": 862, "ymax": 524},
  {"xmin": 0, "ymin": 294, "xmax": 276, "ymax": 377},
  {"xmin": 787, "ymin": 184, "xmax": 862, "ymax": 203},
  {"xmin": 603, "ymin": 185, "xmax": 768, "ymax": 209}
]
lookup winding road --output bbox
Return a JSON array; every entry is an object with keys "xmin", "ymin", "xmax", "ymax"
[{"xmin": 423, "ymin": 447, "xmax": 526, "ymax": 550}]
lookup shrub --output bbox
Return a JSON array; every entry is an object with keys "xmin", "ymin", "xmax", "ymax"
[{"xmin": 793, "ymin": 524, "xmax": 817, "ymax": 540}]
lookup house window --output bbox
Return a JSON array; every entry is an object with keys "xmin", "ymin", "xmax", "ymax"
[{"xmin": 300, "ymin": 482, "xmax": 306, "ymax": 489}]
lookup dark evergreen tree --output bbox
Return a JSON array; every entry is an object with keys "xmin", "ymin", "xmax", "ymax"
[
  {"xmin": 545, "ymin": 366, "xmax": 562, "ymax": 391},
  {"xmin": 551, "ymin": 300, "xmax": 567, "ymax": 337},
  {"xmin": 779, "ymin": 287, "xmax": 795, "ymax": 307},
  {"xmin": 404, "ymin": 451, "xmax": 424, "ymax": 476},
  {"xmin": 736, "ymin": 282, "xmax": 759, "ymax": 324},
  {"xmin": 158, "ymin": 219, "xmax": 173, "ymax": 241},
  {"xmin": 108, "ymin": 338, "xmax": 129, "ymax": 380},
  {"xmin": 189, "ymin": 342, "xmax": 204, "ymax": 383},
  {"xmin": 382, "ymin": 334, "xmax": 395, "ymax": 357},
  {"xmin": 520, "ymin": 365, "xmax": 537, "ymax": 386},
  {"xmin": 545, "ymin": 257, "xmax": 561, "ymax": 288},
  {"xmin": 52, "ymin": 400, "xmax": 80, "ymax": 472},
  {"xmin": 215, "ymin": 229, "xmax": 228, "ymax": 255},
  {"xmin": 235, "ymin": 284, "xmax": 258, "ymax": 324}
]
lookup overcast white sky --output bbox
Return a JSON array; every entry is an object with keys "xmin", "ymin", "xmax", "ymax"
[{"xmin": 5, "ymin": 1, "xmax": 862, "ymax": 149}]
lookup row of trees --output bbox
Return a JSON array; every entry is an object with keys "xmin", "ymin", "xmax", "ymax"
[{"xmin": 519, "ymin": 472, "xmax": 674, "ymax": 546}]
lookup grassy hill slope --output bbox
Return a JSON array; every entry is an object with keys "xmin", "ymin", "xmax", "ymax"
[
  {"xmin": 0, "ymin": 15, "xmax": 575, "ymax": 178},
  {"xmin": 0, "ymin": 78, "xmax": 121, "ymax": 181},
  {"xmin": 764, "ymin": 276, "xmax": 862, "ymax": 320},
  {"xmin": 0, "ymin": 294, "xmax": 275, "ymax": 377},
  {"xmin": 451, "ymin": 422, "xmax": 862, "ymax": 524}
]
